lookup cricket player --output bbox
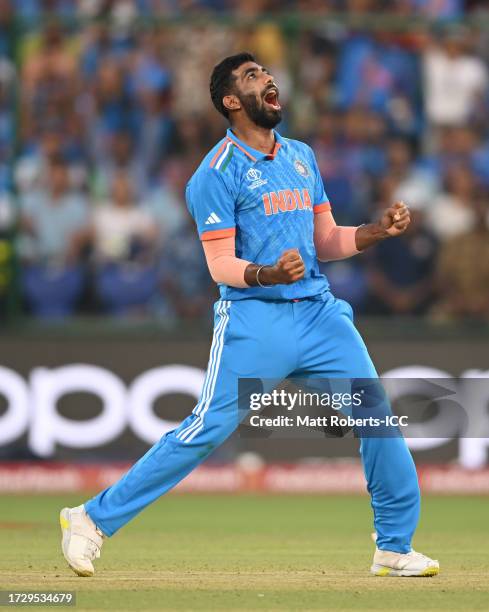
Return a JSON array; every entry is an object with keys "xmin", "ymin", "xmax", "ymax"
[{"xmin": 60, "ymin": 53, "xmax": 439, "ymax": 578}]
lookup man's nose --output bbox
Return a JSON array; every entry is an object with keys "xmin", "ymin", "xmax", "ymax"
[{"xmin": 265, "ymin": 73, "xmax": 274, "ymax": 84}]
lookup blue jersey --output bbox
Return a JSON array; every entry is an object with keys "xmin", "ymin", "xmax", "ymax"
[{"xmin": 186, "ymin": 128, "xmax": 331, "ymax": 300}]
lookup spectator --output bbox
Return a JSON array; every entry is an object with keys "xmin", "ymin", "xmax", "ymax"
[
  {"xmin": 17, "ymin": 158, "xmax": 89, "ymax": 317},
  {"xmin": 92, "ymin": 171, "xmax": 157, "ymax": 262},
  {"xmin": 420, "ymin": 126, "xmax": 489, "ymax": 189},
  {"xmin": 169, "ymin": 23, "xmax": 233, "ymax": 117},
  {"xmin": 79, "ymin": 23, "xmax": 117, "ymax": 79},
  {"xmin": 386, "ymin": 137, "xmax": 439, "ymax": 210},
  {"xmin": 168, "ymin": 114, "xmax": 214, "ymax": 170},
  {"xmin": 433, "ymin": 191, "xmax": 489, "ymax": 320},
  {"xmin": 92, "ymin": 130, "xmax": 147, "ymax": 198},
  {"xmin": 293, "ymin": 31, "xmax": 336, "ymax": 137},
  {"xmin": 146, "ymin": 156, "xmax": 213, "ymax": 319},
  {"xmin": 310, "ymin": 109, "xmax": 371, "ymax": 225},
  {"xmin": 367, "ymin": 176, "xmax": 438, "ymax": 315},
  {"xmin": 144, "ymin": 157, "xmax": 191, "ymax": 241},
  {"xmin": 92, "ymin": 172, "xmax": 159, "ymax": 315},
  {"xmin": 86, "ymin": 58, "xmax": 138, "ymax": 166},
  {"xmin": 15, "ymin": 127, "xmax": 88, "ymax": 195},
  {"xmin": 336, "ymin": 32, "xmax": 419, "ymax": 135},
  {"xmin": 160, "ymin": 219, "xmax": 216, "ymax": 321},
  {"xmin": 426, "ymin": 165, "xmax": 478, "ymax": 241},
  {"xmin": 130, "ymin": 29, "xmax": 173, "ymax": 178},
  {"xmin": 20, "ymin": 23, "xmax": 79, "ymax": 145},
  {"xmin": 420, "ymin": 126, "xmax": 479, "ymax": 183},
  {"xmin": 423, "ymin": 28, "xmax": 488, "ymax": 127}
]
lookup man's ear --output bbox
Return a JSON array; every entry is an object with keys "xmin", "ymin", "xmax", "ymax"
[{"xmin": 223, "ymin": 94, "xmax": 241, "ymax": 114}]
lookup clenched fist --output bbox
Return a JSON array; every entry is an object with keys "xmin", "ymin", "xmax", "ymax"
[
  {"xmin": 380, "ymin": 201, "xmax": 411, "ymax": 237},
  {"xmin": 270, "ymin": 248, "xmax": 306, "ymax": 284},
  {"xmin": 246, "ymin": 248, "xmax": 306, "ymax": 287}
]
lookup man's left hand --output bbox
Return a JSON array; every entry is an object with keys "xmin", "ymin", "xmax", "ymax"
[{"xmin": 380, "ymin": 201, "xmax": 411, "ymax": 237}]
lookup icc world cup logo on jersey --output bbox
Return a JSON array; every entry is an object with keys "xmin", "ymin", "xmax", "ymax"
[
  {"xmin": 246, "ymin": 167, "xmax": 268, "ymax": 190},
  {"xmin": 246, "ymin": 168, "xmax": 261, "ymax": 181}
]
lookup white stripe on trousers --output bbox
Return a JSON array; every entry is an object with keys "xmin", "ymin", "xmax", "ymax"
[
  {"xmin": 178, "ymin": 302, "xmax": 225, "ymax": 440},
  {"xmin": 177, "ymin": 300, "xmax": 230, "ymax": 442},
  {"xmin": 176, "ymin": 301, "xmax": 225, "ymax": 441}
]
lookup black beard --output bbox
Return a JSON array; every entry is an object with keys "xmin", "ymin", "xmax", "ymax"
[{"xmin": 239, "ymin": 92, "xmax": 282, "ymax": 129}]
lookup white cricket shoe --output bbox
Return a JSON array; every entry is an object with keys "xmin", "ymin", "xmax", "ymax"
[
  {"xmin": 59, "ymin": 505, "xmax": 104, "ymax": 577},
  {"xmin": 370, "ymin": 533, "xmax": 439, "ymax": 577}
]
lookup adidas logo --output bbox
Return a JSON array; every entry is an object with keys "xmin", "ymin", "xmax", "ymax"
[{"xmin": 205, "ymin": 212, "xmax": 222, "ymax": 225}]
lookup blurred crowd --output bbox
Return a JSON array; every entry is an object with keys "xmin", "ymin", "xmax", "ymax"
[
  {"xmin": 0, "ymin": 0, "xmax": 488, "ymax": 321},
  {"xmin": 6, "ymin": 0, "xmax": 489, "ymax": 20}
]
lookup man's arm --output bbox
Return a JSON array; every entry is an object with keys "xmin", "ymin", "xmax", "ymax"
[
  {"xmin": 355, "ymin": 202, "xmax": 411, "ymax": 250},
  {"xmin": 314, "ymin": 202, "xmax": 411, "ymax": 261},
  {"xmin": 202, "ymin": 239, "xmax": 304, "ymax": 288}
]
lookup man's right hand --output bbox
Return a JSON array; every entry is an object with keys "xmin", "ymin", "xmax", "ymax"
[
  {"xmin": 245, "ymin": 248, "xmax": 305, "ymax": 287},
  {"xmin": 269, "ymin": 248, "xmax": 305, "ymax": 284}
]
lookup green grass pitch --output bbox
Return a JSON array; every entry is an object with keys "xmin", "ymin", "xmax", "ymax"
[{"xmin": 0, "ymin": 494, "xmax": 488, "ymax": 611}]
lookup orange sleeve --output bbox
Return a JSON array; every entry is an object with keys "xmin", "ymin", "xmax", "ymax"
[
  {"xmin": 313, "ymin": 202, "xmax": 332, "ymax": 214},
  {"xmin": 200, "ymin": 227, "xmax": 236, "ymax": 241}
]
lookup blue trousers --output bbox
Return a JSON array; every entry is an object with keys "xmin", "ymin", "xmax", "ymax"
[{"xmin": 85, "ymin": 293, "xmax": 420, "ymax": 553}]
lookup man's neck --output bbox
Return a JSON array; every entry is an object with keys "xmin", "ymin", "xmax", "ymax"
[{"xmin": 230, "ymin": 123, "xmax": 276, "ymax": 155}]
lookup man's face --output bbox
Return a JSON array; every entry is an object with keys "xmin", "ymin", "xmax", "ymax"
[{"xmin": 228, "ymin": 61, "xmax": 282, "ymax": 129}]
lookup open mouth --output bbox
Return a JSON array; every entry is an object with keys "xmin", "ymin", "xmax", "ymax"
[{"xmin": 263, "ymin": 88, "xmax": 281, "ymax": 111}]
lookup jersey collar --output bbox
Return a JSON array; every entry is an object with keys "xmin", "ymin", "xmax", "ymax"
[{"xmin": 226, "ymin": 128, "xmax": 284, "ymax": 162}]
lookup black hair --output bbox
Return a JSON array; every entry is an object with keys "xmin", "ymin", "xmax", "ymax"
[{"xmin": 210, "ymin": 52, "xmax": 256, "ymax": 120}]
